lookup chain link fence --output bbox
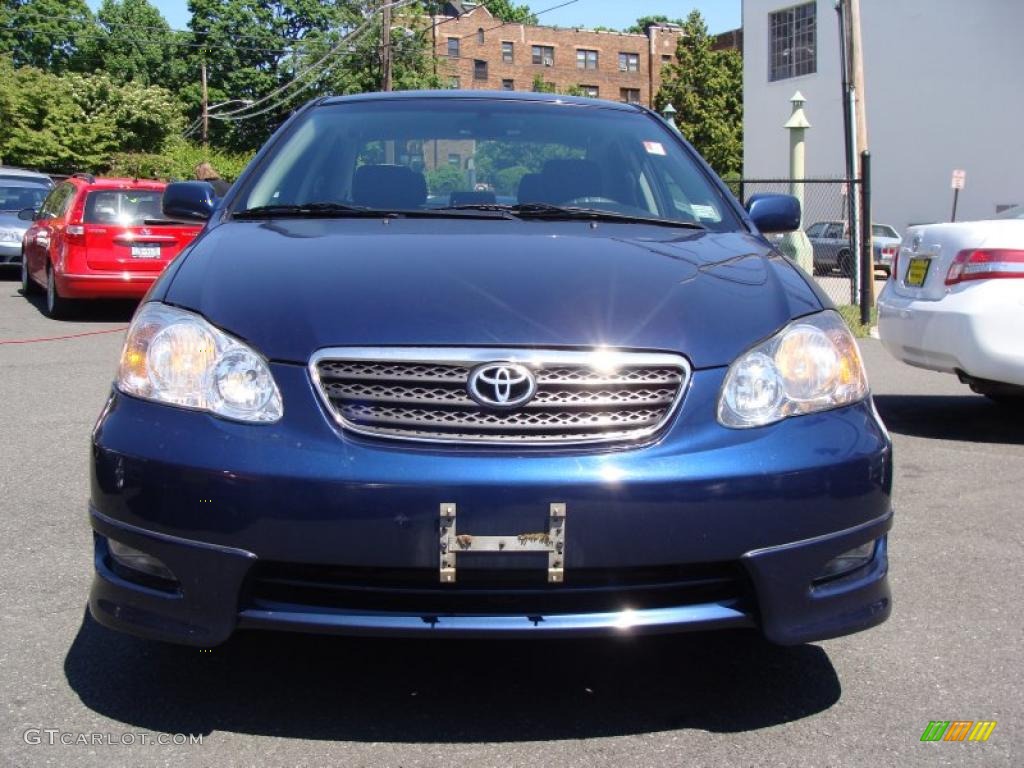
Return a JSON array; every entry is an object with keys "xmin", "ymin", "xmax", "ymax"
[{"xmin": 728, "ymin": 178, "xmax": 867, "ymax": 308}]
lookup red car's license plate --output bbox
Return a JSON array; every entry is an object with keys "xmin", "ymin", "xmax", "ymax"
[{"xmin": 131, "ymin": 245, "xmax": 161, "ymax": 259}]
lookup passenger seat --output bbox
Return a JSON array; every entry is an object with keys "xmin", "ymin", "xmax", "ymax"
[{"xmin": 353, "ymin": 165, "xmax": 427, "ymax": 209}]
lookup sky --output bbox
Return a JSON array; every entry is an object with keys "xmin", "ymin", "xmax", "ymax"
[{"xmin": 86, "ymin": 1, "xmax": 742, "ymax": 35}]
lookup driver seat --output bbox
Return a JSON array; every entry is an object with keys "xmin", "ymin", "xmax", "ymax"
[{"xmin": 539, "ymin": 159, "xmax": 605, "ymax": 204}]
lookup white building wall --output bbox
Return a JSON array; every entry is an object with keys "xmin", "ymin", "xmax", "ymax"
[{"xmin": 742, "ymin": 0, "xmax": 1024, "ymax": 235}]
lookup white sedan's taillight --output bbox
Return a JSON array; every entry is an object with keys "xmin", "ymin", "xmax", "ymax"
[{"xmin": 946, "ymin": 249, "xmax": 1024, "ymax": 285}]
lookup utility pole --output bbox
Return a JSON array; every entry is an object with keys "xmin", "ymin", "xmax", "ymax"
[
  {"xmin": 381, "ymin": 1, "xmax": 393, "ymax": 92},
  {"xmin": 200, "ymin": 61, "xmax": 209, "ymax": 146},
  {"xmin": 848, "ymin": 0, "xmax": 872, "ymax": 304}
]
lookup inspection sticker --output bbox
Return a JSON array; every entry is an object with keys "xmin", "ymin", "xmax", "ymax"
[{"xmin": 643, "ymin": 141, "xmax": 666, "ymax": 156}]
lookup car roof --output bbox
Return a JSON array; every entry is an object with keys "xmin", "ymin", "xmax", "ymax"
[
  {"xmin": 68, "ymin": 176, "xmax": 166, "ymax": 191},
  {"xmin": 318, "ymin": 89, "xmax": 643, "ymax": 112},
  {"xmin": 0, "ymin": 167, "xmax": 54, "ymax": 185}
]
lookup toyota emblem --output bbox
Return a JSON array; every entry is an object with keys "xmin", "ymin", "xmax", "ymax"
[{"xmin": 468, "ymin": 363, "xmax": 537, "ymax": 408}]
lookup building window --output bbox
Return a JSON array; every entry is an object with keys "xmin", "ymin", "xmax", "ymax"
[
  {"xmin": 448, "ymin": 153, "xmax": 461, "ymax": 167},
  {"xmin": 477, "ymin": 27, "xmax": 485, "ymax": 44},
  {"xmin": 769, "ymin": 2, "xmax": 816, "ymax": 81},
  {"xmin": 662, "ymin": 54, "xmax": 672, "ymax": 64},
  {"xmin": 620, "ymin": 88, "xmax": 641, "ymax": 104},
  {"xmin": 532, "ymin": 45, "xmax": 554, "ymax": 67},
  {"xmin": 619, "ymin": 52, "xmax": 639, "ymax": 72},
  {"xmin": 501, "ymin": 41, "xmax": 514, "ymax": 63},
  {"xmin": 447, "ymin": 37, "xmax": 460, "ymax": 58},
  {"xmin": 474, "ymin": 59, "xmax": 488, "ymax": 81},
  {"xmin": 576, "ymin": 49, "xmax": 598, "ymax": 70},
  {"xmin": 502, "ymin": 79, "xmax": 515, "ymax": 90},
  {"xmin": 449, "ymin": 76, "xmax": 460, "ymax": 89},
  {"xmin": 581, "ymin": 85, "xmax": 599, "ymax": 98}
]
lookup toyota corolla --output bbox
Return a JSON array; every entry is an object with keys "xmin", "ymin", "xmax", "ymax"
[{"xmin": 89, "ymin": 91, "xmax": 892, "ymax": 646}]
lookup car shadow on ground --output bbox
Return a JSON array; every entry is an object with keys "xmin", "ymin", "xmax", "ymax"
[
  {"xmin": 65, "ymin": 611, "xmax": 840, "ymax": 742},
  {"xmin": 2, "ymin": 275, "xmax": 138, "ymax": 324},
  {"xmin": 873, "ymin": 394, "xmax": 1024, "ymax": 445}
]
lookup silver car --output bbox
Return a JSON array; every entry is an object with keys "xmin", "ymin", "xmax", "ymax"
[
  {"xmin": 0, "ymin": 168, "xmax": 54, "ymax": 266},
  {"xmin": 806, "ymin": 220, "xmax": 901, "ymax": 277}
]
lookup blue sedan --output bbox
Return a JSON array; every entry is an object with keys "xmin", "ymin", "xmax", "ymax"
[{"xmin": 88, "ymin": 91, "xmax": 892, "ymax": 646}]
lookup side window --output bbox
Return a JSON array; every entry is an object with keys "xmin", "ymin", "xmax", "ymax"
[
  {"xmin": 805, "ymin": 222, "xmax": 824, "ymax": 237},
  {"xmin": 39, "ymin": 183, "xmax": 72, "ymax": 219},
  {"xmin": 825, "ymin": 223, "xmax": 844, "ymax": 239}
]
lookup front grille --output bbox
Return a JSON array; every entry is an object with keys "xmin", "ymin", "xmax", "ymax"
[
  {"xmin": 311, "ymin": 348, "xmax": 690, "ymax": 445},
  {"xmin": 244, "ymin": 562, "xmax": 746, "ymax": 616}
]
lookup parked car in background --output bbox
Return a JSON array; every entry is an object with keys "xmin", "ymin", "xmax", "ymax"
[
  {"xmin": 878, "ymin": 209, "xmax": 1024, "ymax": 404},
  {"xmin": 0, "ymin": 167, "xmax": 53, "ymax": 266},
  {"xmin": 20, "ymin": 174, "xmax": 203, "ymax": 318},
  {"xmin": 806, "ymin": 220, "xmax": 901, "ymax": 276},
  {"xmin": 88, "ymin": 91, "xmax": 892, "ymax": 649}
]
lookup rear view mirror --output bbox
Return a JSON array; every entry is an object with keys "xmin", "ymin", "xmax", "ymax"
[
  {"xmin": 17, "ymin": 207, "xmax": 37, "ymax": 221},
  {"xmin": 163, "ymin": 181, "xmax": 215, "ymax": 222},
  {"xmin": 746, "ymin": 194, "xmax": 801, "ymax": 234}
]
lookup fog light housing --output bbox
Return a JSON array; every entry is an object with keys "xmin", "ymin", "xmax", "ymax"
[
  {"xmin": 814, "ymin": 540, "xmax": 876, "ymax": 584},
  {"xmin": 108, "ymin": 539, "xmax": 177, "ymax": 584}
]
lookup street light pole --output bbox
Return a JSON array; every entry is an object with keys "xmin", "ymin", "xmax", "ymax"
[{"xmin": 201, "ymin": 61, "xmax": 209, "ymax": 146}]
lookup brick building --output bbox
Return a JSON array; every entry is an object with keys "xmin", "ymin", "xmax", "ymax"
[{"xmin": 429, "ymin": 4, "xmax": 683, "ymax": 107}]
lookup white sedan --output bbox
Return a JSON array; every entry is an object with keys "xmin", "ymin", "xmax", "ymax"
[{"xmin": 877, "ymin": 207, "xmax": 1024, "ymax": 404}]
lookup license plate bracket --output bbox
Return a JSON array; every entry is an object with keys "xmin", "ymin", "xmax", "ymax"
[
  {"xmin": 439, "ymin": 502, "xmax": 566, "ymax": 584},
  {"xmin": 905, "ymin": 256, "xmax": 931, "ymax": 287}
]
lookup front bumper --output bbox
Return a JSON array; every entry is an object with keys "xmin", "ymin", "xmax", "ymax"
[
  {"xmin": 878, "ymin": 280, "xmax": 1024, "ymax": 386},
  {"xmin": 0, "ymin": 241, "xmax": 22, "ymax": 263},
  {"xmin": 89, "ymin": 364, "xmax": 893, "ymax": 646}
]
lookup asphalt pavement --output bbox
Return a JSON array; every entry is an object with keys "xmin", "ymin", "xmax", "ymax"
[{"xmin": 0, "ymin": 270, "xmax": 1020, "ymax": 767}]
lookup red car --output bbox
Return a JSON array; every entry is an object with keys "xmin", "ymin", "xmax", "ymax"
[{"xmin": 20, "ymin": 174, "xmax": 202, "ymax": 318}]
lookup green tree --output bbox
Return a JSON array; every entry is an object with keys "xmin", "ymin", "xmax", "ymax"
[
  {"xmin": 655, "ymin": 11, "xmax": 742, "ymax": 177},
  {"xmin": 483, "ymin": 1, "xmax": 536, "ymax": 24},
  {"xmin": 625, "ymin": 14, "xmax": 677, "ymax": 34},
  {"xmin": 0, "ymin": 61, "xmax": 183, "ymax": 171},
  {"xmin": 426, "ymin": 164, "xmax": 464, "ymax": 195},
  {"xmin": 0, "ymin": 0, "xmax": 97, "ymax": 72},
  {"xmin": 80, "ymin": 0, "xmax": 178, "ymax": 86}
]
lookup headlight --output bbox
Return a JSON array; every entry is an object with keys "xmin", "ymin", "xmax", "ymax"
[
  {"xmin": 117, "ymin": 303, "xmax": 283, "ymax": 423},
  {"xmin": 0, "ymin": 228, "xmax": 23, "ymax": 243},
  {"xmin": 718, "ymin": 310, "xmax": 868, "ymax": 428}
]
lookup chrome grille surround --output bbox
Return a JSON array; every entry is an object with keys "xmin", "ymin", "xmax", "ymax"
[{"xmin": 309, "ymin": 347, "xmax": 692, "ymax": 446}]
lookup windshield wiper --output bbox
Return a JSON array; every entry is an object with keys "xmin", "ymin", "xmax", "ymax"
[
  {"xmin": 232, "ymin": 203, "xmax": 383, "ymax": 220},
  {"xmin": 439, "ymin": 202, "xmax": 706, "ymax": 229}
]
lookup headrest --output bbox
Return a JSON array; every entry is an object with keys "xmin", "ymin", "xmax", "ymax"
[{"xmin": 352, "ymin": 164, "xmax": 427, "ymax": 209}]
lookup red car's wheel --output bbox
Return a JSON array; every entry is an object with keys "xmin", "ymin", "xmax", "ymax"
[
  {"xmin": 44, "ymin": 262, "xmax": 74, "ymax": 319},
  {"xmin": 20, "ymin": 250, "xmax": 40, "ymax": 296}
]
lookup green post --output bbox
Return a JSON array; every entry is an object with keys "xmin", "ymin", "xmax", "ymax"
[{"xmin": 779, "ymin": 92, "xmax": 813, "ymax": 273}]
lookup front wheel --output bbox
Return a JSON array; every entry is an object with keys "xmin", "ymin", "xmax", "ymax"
[
  {"xmin": 21, "ymin": 251, "xmax": 40, "ymax": 295},
  {"xmin": 44, "ymin": 262, "xmax": 73, "ymax": 319}
]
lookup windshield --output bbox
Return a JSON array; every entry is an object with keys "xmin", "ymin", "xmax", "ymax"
[
  {"xmin": 237, "ymin": 98, "xmax": 741, "ymax": 232},
  {"xmin": 872, "ymin": 224, "xmax": 899, "ymax": 238},
  {"xmin": 995, "ymin": 205, "xmax": 1024, "ymax": 220},
  {"xmin": 0, "ymin": 183, "xmax": 49, "ymax": 212},
  {"xmin": 83, "ymin": 190, "xmax": 165, "ymax": 226}
]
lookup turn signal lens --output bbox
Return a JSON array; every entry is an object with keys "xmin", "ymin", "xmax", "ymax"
[
  {"xmin": 718, "ymin": 311, "xmax": 869, "ymax": 428},
  {"xmin": 117, "ymin": 303, "xmax": 282, "ymax": 423}
]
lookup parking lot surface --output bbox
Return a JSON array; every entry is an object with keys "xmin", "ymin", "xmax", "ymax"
[{"xmin": 1, "ymin": 273, "xmax": 1020, "ymax": 767}]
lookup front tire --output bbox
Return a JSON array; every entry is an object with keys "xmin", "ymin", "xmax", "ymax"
[
  {"xmin": 45, "ymin": 262, "xmax": 73, "ymax": 319},
  {"xmin": 20, "ymin": 251, "xmax": 40, "ymax": 295}
]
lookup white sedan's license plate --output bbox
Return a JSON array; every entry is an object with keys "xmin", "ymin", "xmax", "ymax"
[{"xmin": 131, "ymin": 245, "xmax": 161, "ymax": 259}]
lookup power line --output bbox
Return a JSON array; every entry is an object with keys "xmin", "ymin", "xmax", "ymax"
[{"xmin": 206, "ymin": 0, "xmax": 419, "ymax": 122}]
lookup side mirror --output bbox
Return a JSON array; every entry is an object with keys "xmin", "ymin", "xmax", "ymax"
[
  {"xmin": 163, "ymin": 181, "xmax": 216, "ymax": 222},
  {"xmin": 18, "ymin": 207, "xmax": 37, "ymax": 221},
  {"xmin": 746, "ymin": 194, "xmax": 801, "ymax": 234}
]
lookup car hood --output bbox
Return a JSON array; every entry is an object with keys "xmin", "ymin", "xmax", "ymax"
[
  {"xmin": 161, "ymin": 218, "xmax": 823, "ymax": 369},
  {"xmin": 0, "ymin": 212, "xmax": 28, "ymax": 231}
]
